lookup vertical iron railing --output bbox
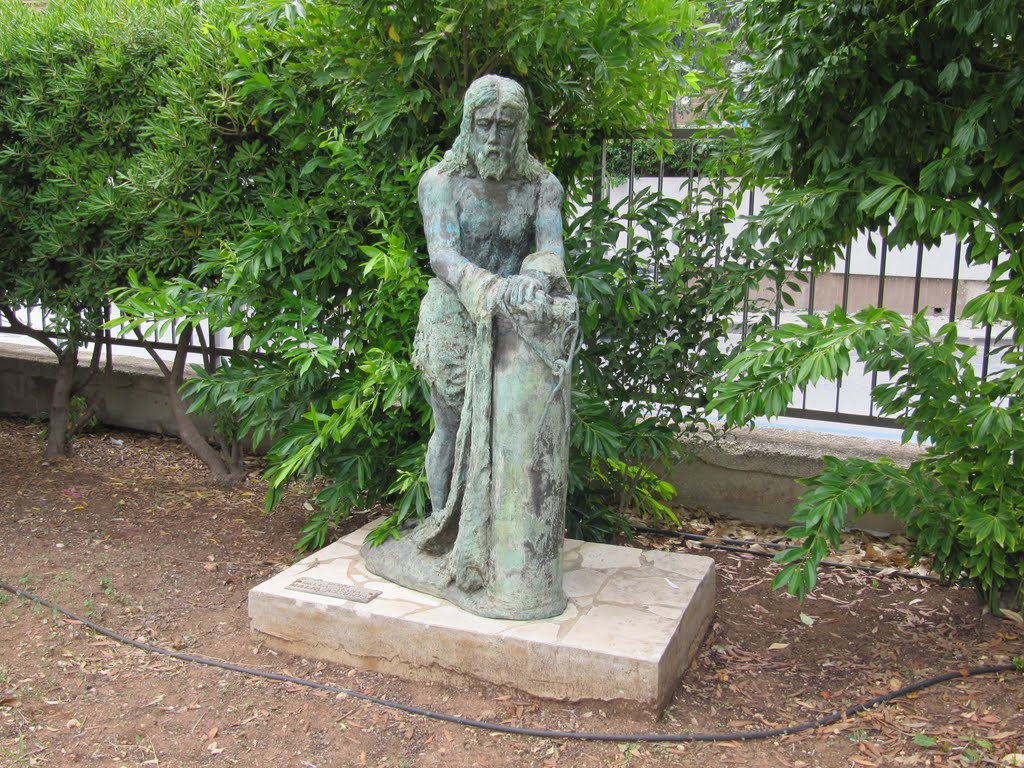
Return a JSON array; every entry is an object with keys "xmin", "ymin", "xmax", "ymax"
[{"xmin": 599, "ymin": 132, "xmax": 1000, "ymax": 429}]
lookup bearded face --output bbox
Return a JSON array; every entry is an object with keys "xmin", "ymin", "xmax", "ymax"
[{"xmin": 469, "ymin": 103, "xmax": 521, "ymax": 180}]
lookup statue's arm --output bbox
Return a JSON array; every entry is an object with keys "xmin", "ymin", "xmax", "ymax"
[
  {"xmin": 511, "ymin": 173, "xmax": 568, "ymax": 304},
  {"xmin": 419, "ymin": 168, "xmax": 467, "ymax": 288},
  {"xmin": 534, "ymin": 172, "xmax": 566, "ymax": 260}
]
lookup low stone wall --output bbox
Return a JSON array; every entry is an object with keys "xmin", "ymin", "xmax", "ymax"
[
  {"xmin": 0, "ymin": 341, "xmax": 915, "ymax": 531},
  {"xmin": 0, "ymin": 341, "xmax": 212, "ymax": 438},
  {"xmin": 666, "ymin": 427, "xmax": 921, "ymax": 533}
]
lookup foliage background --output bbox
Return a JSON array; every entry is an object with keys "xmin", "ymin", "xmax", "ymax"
[
  {"xmin": 712, "ymin": 0, "xmax": 1024, "ymax": 612},
  {"xmin": 105, "ymin": 0, "xmax": 750, "ymax": 548},
  {"xmin": 0, "ymin": 0, "xmax": 197, "ymax": 454}
]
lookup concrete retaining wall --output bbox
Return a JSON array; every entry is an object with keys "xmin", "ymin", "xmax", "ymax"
[
  {"xmin": 0, "ymin": 341, "xmax": 212, "ymax": 438},
  {"xmin": 666, "ymin": 427, "xmax": 920, "ymax": 533}
]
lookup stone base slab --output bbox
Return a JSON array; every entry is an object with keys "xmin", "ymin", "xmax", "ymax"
[{"xmin": 248, "ymin": 523, "xmax": 715, "ymax": 710}]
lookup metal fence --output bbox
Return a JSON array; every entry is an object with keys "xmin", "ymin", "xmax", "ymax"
[
  {"xmin": 0, "ymin": 132, "xmax": 1003, "ymax": 432},
  {"xmin": 0, "ymin": 304, "xmax": 235, "ymax": 373},
  {"xmin": 605, "ymin": 131, "xmax": 1000, "ymax": 430}
]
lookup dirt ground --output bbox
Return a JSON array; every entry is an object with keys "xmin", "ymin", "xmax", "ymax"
[{"xmin": 1, "ymin": 417, "xmax": 1022, "ymax": 768}]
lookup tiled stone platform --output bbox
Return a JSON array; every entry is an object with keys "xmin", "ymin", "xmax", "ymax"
[{"xmin": 249, "ymin": 523, "xmax": 715, "ymax": 709}]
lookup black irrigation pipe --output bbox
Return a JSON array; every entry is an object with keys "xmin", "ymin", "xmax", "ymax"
[
  {"xmin": 630, "ymin": 524, "xmax": 941, "ymax": 582},
  {"xmin": 1, "ymin": 578, "xmax": 1018, "ymax": 744}
]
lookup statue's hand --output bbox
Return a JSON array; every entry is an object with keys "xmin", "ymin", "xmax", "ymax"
[{"xmin": 503, "ymin": 274, "xmax": 546, "ymax": 310}]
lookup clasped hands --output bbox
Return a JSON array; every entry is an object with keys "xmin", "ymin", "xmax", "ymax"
[
  {"xmin": 501, "ymin": 273, "xmax": 548, "ymax": 320},
  {"xmin": 456, "ymin": 261, "xmax": 551, "ymax": 321}
]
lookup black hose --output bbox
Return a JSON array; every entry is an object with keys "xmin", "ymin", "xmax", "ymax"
[
  {"xmin": 629, "ymin": 524, "xmax": 940, "ymax": 582},
  {"xmin": 1, "ymin": 578, "xmax": 1017, "ymax": 743}
]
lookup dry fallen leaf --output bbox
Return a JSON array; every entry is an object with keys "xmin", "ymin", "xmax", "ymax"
[
  {"xmin": 989, "ymin": 731, "xmax": 1019, "ymax": 740},
  {"xmin": 999, "ymin": 609, "xmax": 1024, "ymax": 626}
]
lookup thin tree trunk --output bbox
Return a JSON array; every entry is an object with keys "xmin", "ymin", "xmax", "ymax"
[
  {"xmin": 45, "ymin": 345, "xmax": 78, "ymax": 457},
  {"xmin": 163, "ymin": 326, "xmax": 245, "ymax": 485},
  {"xmin": 2, "ymin": 306, "xmax": 81, "ymax": 458},
  {"xmin": 66, "ymin": 334, "xmax": 109, "ymax": 439}
]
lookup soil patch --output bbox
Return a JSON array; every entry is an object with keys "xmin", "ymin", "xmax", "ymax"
[{"xmin": 1, "ymin": 418, "xmax": 1022, "ymax": 767}]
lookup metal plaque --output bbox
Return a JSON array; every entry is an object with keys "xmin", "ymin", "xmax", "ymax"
[{"xmin": 286, "ymin": 577, "xmax": 381, "ymax": 603}]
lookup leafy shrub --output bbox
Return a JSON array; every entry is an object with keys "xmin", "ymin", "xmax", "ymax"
[
  {"xmin": 110, "ymin": 0, "xmax": 756, "ymax": 549},
  {"xmin": 714, "ymin": 0, "xmax": 1024, "ymax": 613},
  {"xmin": 565, "ymin": 177, "xmax": 765, "ymax": 539},
  {"xmin": 712, "ymin": 307, "xmax": 1024, "ymax": 613},
  {"xmin": 0, "ymin": 0, "xmax": 197, "ymax": 454}
]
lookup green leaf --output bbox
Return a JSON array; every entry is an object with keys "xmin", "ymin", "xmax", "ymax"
[{"xmin": 938, "ymin": 61, "xmax": 959, "ymax": 90}]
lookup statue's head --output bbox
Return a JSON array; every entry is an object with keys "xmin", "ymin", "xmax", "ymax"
[{"xmin": 439, "ymin": 75, "xmax": 546, "ymax": 181}]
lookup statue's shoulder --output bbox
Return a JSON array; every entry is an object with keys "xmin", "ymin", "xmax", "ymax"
[
  {"xmin": 538, "ymin": 169, "xmax": 563, "ymax": 203},
  {"xmin": 418, "ymin": 163, "xmax": 456, "ymax": 210},
  {"xmin": 419, "ymin": 163, "xmax": 449, "ymax": 191}
]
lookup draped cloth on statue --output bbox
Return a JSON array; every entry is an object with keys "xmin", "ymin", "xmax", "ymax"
[{"xmin": 362, "ymin": 251, "xmax": 578, "ymax": 620}]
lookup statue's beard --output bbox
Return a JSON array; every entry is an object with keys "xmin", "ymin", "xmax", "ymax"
[{"xmin": 475, "ymin": 149, "xmax": 510, "ymax": 180}]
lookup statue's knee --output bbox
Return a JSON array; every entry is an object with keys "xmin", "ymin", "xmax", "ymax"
[{"xmin": 430, "ymin": 393, "xmax": 463, "ymax": 437}]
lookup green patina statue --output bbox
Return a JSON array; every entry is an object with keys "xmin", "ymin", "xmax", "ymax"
[{"xmin": 362, "ymin": 75, "xmax": 578, "ymax": 620}]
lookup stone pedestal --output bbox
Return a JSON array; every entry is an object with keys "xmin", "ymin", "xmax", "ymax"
[{"xmin": 249, "ymin": 523, "xmax": 715, "ymax": 710}]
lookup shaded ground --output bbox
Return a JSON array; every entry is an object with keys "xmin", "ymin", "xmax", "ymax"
[{"xmin": 1, "ymin": 417, "xmax": 1022, "ymax": 767}]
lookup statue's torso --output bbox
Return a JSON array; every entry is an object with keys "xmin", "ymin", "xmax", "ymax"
[{"xmin": 452, "ymin": 177, "xmax": 538, "ymax": 276}]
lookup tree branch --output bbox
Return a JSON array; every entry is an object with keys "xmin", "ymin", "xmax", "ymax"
[
  {"xmin": 1, "ymin": 306, "xmax": 62, "ymax": 357},
  {"xmin": 133, "ymin": 327, "xmax": 172, "ymax": 378}
]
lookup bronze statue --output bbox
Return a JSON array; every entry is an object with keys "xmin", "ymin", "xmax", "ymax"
[{"xmin": 363, "ymin": 75, "xmax": 578, "ymax": 620}]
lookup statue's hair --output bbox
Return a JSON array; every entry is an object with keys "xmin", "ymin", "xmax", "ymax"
[{"xmin": 437, "ymin": 75, "xmax": 547, "ymax": 180}]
